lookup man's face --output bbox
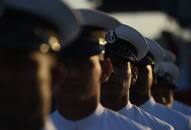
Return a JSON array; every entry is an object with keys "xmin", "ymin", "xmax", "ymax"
[
  {"xmin": 152, "ymin": 83, "xmax": 174, "ymax": 107},
  {"xmin": 133, "ymin": 64, "xmax": 153, "ymax": 93},
  {"xmin": 101, "ymin": 56, "xmax": 132, "ymax": 100},
  {"xmin": 0, "ymin": 52, "xmax": 55, "ymax": 128},
  {"xmin": 55, "ymin": 55, "xmax": 103, "ymax": 102}
]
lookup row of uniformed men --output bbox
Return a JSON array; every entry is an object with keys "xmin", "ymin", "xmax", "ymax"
[{"xmin": 1, "ymin": 0, "xmax": 191, "ymax": 130}]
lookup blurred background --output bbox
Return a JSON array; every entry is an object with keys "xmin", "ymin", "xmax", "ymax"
[{"xmin": 63, "ymin": 0, "xmax": 191, "ymax": 105}]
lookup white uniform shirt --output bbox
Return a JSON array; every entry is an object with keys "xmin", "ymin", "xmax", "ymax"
[
  {"xmin": 43, "ymin": 118, "xmax": 56, "ymax": 130},
  {"xmin": 118, "ymin": 102, "xmax": 174, "ymax": 130},
  {"xmin": 140, "ymin": 97, "xmax": 191, "ymax": 130},
  {"xmin": 50, "ymin": 104, "xmax": 150, "ymax": 130},
  {"xmin": 172, "ymin": 100, "xmax": 191, "ymax": 117}
]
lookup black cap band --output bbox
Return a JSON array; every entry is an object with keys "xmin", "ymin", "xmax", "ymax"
[
  {"xmin": 105, "ymin": 38, "xmax": 137, "ymax": 62},
  {"xmin": 59, "ymin": 27, "xmax": 105, "ymax": 58},
  {"xmin": 59, "ymin": 38, "xmax": 103, "ymax": 59},
  {"xmin": 137, "ymin": 53, "xmax": 155, "ymax": 66}
]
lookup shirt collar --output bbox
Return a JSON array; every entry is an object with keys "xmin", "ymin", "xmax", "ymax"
[
  {"xmin": 126, "ymin": 101, "xmax": 133, "ymax": 109},
  {"xmin": 43, "ymin": 118, "xmax": 56, "ymax": 130},
  {"xmin": 149, "ymin": 96, "xmax": 156, "ymax": 105},
  {"xmin": 118, "ymin": 101, "xmax": 133, "ymax": 113},
  {"xmin": 140, "ymin": 96, "xmax": 156, "ymax": 108},
  {"xmin": 77, "ymin": 103, "xmax": 105, "ymax": 125},
  {"xmin": 51, "ymin": 103, "xmax": 105, "ymax": 129}
]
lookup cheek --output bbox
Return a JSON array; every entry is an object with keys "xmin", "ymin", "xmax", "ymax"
[
  {"xmin": 92, "ymin": 62, "xmax": 102, "ymax": 83},
  {"xmin": 36, "ymin": 62, "xmax": 52, "ymax": 118},
  {"xmin": 127, "ymin": 63, "xmax": 131, "ymax": 75},
  {"xmin": 147, "ymin": 66, "xmax": 153, "ymax": 83},
  {"xmin": 148, "ymin": 71, "xmax": 153, "ymax": 82},
  {"xmin": 126, "ymin": 63, "xmax": 132, "ymax": 81}
]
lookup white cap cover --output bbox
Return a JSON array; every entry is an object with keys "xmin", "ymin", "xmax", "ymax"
[
  {"xmin": 106, "ymin": 24, "xmax": 148, "ymax": 61},
  {"xmin": 145, "ymin": 38, "xmax": 165, "ymax": 65},
  {"xmin": 154, "ymin": 61, "xmax": 180, "ymax": 85},
  {"xmin": 75, "ymin": 9, "xmax": 121, "ymax": 30},
  {"xmin": 163, "ymin": 49, "xmax": 177, "ymax": 63},
  {"xmin": 4, "ymin": 0, "xmax": 81, "ymax": 46}
]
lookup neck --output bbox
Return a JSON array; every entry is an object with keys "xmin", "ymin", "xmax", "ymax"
[
  {"xmin": 56, "ymin": 96, "xmax": 98, "ymax": 121},
  {"xmin": 101, "ymin": 95, "xmax": 128, "ymax": 111},
  {"xmin": 148, "ymin": 89, "xmax": 152, "ymax": 98},
  {"xmin": 130, "ymin": 87, "xmax": 151, "ymax": 106}
]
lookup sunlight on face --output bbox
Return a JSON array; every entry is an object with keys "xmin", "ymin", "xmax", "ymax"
[
  {"xmin": 101, "ymin": 57, "xmax": 132, "ymax": 101},
  {"xmin": 32, "ymin": 52, "xmax": 56, "ymax": 120},
  {"xmin": 0, "ymin": 51, "xmax": 56, "ymax": 129},
  {"xmin": 146, "ymin": 64, "xmax": 153, "ymax": 90},
  {"xmin": 56, "ymin": 54, "xmax": 103, "ymax": 101}
]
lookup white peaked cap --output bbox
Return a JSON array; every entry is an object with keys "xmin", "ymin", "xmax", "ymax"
[
  {"xmin": 3, "ymin": 0, "xmax": 81, "ymax": 46},
  {"xmin": 111, "ymin": 24, "xmax": 149, "ymax": 61},
  {"xmin": 154, "ymin": 61, "xmax": 180, "ymax": 84},
  {"xmin": 145, "ymin": 38, "xmax": 165, "ymax": 65},
  {"xmin": 74, "ymin": 9, "xmax": 121, "ymax": 30},
  {"xmin": 163, "ymin": 49, "xmax": 177, "ymax": 63}
]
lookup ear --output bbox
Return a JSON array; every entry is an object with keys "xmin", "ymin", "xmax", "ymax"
[
  {"xmin": 131, "ymin": 65, "xmax": 138, "ymax": 86},
  {"xmin": 101, "ymin": 57, "xmax": 113, "ymax": 83}
]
